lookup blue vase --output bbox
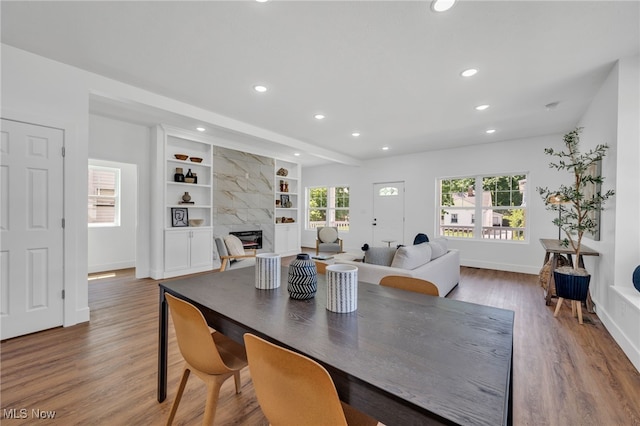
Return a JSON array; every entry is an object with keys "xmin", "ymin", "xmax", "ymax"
[
  {"xmin": 633, "ymin": 265, "xmax": 640, "ymax": 293},
  {"xmin": 287, "ymin": 253, "xmax": 318, "ymax": 300}
]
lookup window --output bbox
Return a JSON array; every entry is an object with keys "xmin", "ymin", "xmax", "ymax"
[
  {"xmin": 88, "ymin": 165, "xmax": 120, "ymax": 227},
  {"xmin": 378, "ymin": 186, "xmax": 399, "ymax": 196},
  {"xmin": 307, "ymin": 186, "xmax": 349, "ymax": 231},
  {"xmin": 438, "ymin": 174, "xmax": 527, "ymax": 241}
]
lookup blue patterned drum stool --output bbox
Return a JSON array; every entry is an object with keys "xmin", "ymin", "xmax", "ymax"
[
  {"xmin": 326, "ymin": 264, "xmax": 358, "ymax": 313},
  {"xmin": 255, "ymin": 253, "xmax": 281, "ymax": 289},
  {"xmin": 287, "ymin": 253, "xmax": 318, "ymax": 299}
]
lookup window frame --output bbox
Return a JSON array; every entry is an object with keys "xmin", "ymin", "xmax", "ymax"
[
  {"xmin": 305, "ymin": 185, "xmax": 350, "ymax": 232},
  {"xmin": 88, "ymin": 165, "xmax": 121, "ymax": 228},
  {"xmin": 437, "ymin": 173, "xmax": 528, "ymax": 242}
]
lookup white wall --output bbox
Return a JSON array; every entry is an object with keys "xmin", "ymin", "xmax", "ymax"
[
  {"xmin": 578, "ymin": 56, "xmax": 640, "ymax": 371},
  {"xmin": 87, "ymin": 159, "xmax": 137, "ymax": 273},
  {"xmin": 88, "ymin": 115, "xmax": 151, "ymax": 275},
  {"xmin": 302, "ymin": 133, "xmax": 565, "ymax": 275}
]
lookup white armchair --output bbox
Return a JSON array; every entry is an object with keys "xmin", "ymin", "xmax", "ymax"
[
  {"xmin": 215, "ymin": 235, "xmax": 256, "ymax": 271},
  {"xmin": 315, "ymin": 226, "xmax": 343, "ymax": 255}
]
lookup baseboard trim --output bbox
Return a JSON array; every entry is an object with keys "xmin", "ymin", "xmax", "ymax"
[
  {"xmin": 88, "ymin": 261, "xmax": 135, "ymax": 274},
  {"xmin": 595, "ymin": 295, "xmax": 640, "ymax": 373},
  {"xmin": 461, "ymin": 259, "xmax": 539, "ymax": 275}
]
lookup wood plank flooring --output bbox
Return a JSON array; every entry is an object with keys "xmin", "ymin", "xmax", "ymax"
[{"xmin": 1, "ymin": 266, "xmax": 639, "ymax": 425}]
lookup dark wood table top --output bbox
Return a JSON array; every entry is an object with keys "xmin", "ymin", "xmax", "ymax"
[
  {"xmin": 539, "ymin": 238, "xmax": 599, "ymax": 256},
  {"xmin": 160, "ymin": 266, "xmax": 514, "ymax": 426}
]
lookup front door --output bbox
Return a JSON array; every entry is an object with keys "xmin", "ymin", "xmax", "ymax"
[
  {"xmin": 372, "ymin": 181, "xmax": 405, "ymax": 247},
  {"xmin": 1, "ymin": 119, "xmax": 64, "ymax": 340}
]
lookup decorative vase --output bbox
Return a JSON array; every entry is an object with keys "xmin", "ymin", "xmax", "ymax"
[
  {"xmin": 182, "ymin": 192, "xmax": 191, "ymax": 202},
  {"xmin": 554, "ymin": 269, "xmax": 590, "ymax": 301},
  {"xmin": 632, "ymin": 265, "xmax": 640, "ymax": 293},
  {"xmin": 287, "ymin": 253, "xmax": 318, "ymax": 300},
  {"xmin": 174, "ymin": 167, "xmax": 184, "ymax": 182}
]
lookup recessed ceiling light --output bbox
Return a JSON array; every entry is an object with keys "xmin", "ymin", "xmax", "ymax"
[
  {"xmin": 475, "ymin": 104, "xmax": 490, "ymax": 111},
  {"xmin": 431, "ymin": 0, "xmax": 456, "ymax": 12},
  {"xmin": 294, "ymin": 152, "xmax": 301, "ymax": 157},
  {"xmin": 352, "ymin": 132, "xmax": 361, "ymax": 137},
  {"xmin": 196, "ymin": 127, "xmax": 206, "ymax": 132},
  {"xmin": 461, "ymin": 68, "xmax": 478, "ymax": 77},
  {"xmin": 256, "ymin": 0, "xmax": 269, "ymax": 3},
  {"xmin": 382, "ymin": 146, "xmax": 390, "ymax": 151},
  {"xmin": 253, "ymin": 85, "xmax": 267, "ymax": 93},
  {"xmin": 314, "ymin": 114, "xmax": 325, "ymax": 120},
  {"xmin": 486, "ymin": 129, "xmax": 496, "ymax": 134}
]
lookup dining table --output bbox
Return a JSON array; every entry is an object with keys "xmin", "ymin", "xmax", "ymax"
[{"xmin": 158, "ymin": 266, "xmax": 514, "ymax": 426}]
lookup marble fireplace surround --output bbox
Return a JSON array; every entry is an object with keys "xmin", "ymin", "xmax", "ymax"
[{"xmin": 212, "ymin": 146, "xmax": 275, "ymax": 266}]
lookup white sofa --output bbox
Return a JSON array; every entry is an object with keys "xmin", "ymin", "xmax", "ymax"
[{"xmin": 334, "ymin": 239, "xmax": 460, "ymax": 297}]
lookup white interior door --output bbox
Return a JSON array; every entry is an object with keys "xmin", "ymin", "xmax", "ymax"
[
  {"xmin": 372, "ymin": 182, "xmax": 405, "ymax": 247},
  {"xmin": 1, "ymin": 119, "xmax": 64, "ymax": 340}
]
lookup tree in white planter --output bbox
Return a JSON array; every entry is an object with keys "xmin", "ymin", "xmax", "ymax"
[{"xmin": 538, "ymin": 127, "xmax": 615, "ymax": 272}]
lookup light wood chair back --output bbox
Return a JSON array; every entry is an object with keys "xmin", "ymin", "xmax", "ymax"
[
  {"xmin": 165, "ymin": 294, "xmax": 247, "ymax": 425},
  {"xmin": 379, "ymin": 275, "xmax": 439, "ymax": 297},
  {"xmin": 243, "ymin": 333, "xmax": 377, "ymax": 426}
]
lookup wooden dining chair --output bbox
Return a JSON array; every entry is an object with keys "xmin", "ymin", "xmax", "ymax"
[
  {"xmin": 165, "ymin": 293, "xmax": 248, "ymax": 425},
  {"xmin": 379, "ymin": 275, "xmax": 439, "ymax": 297},
  {"xmin": 243, "ymin": 333, "xmax": 378, "ymax": 426}
]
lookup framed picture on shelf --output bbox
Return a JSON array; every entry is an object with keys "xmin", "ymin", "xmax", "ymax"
[
  {"xmin": 280, "ymin": 194, "xmax": 290, "ymax": 207},
  {"xmin": 171, "ymin": 207, "xmax": 189, "ymax": 227}
]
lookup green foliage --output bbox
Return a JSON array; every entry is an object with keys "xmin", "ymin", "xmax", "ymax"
[
  {"xmin": 536, "ymin": 128, "xmax": 615, "ymax": 266},
  {"xmin": 503, "ymin": 209, "xmax": 525, "ymax": 228}
]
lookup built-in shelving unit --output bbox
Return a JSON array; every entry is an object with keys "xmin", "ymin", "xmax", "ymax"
[
  {"xmin": 151, "ymin": 126, "xmax": 214, "ymax": 278},
  {"xmin": 274, "ymin": 159, "xmax": 301, "ymax": 255}
]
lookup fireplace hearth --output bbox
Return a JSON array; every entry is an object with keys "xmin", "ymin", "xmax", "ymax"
[{"xmin": 229, "ymin": 230, "xmax": 263, "ymax": 250}]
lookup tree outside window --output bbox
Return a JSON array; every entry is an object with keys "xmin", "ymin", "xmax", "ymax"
[{"xmin": 307, "ymin": 186, "xmax": 349, "ymax": 231}]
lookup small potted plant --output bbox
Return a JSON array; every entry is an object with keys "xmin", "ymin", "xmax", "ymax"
[{"xmin": 537, "ymin": 128, "xmax": 615, "ymax": 300}]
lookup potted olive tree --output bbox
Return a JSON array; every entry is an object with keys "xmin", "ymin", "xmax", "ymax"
[{"xmin": 537, "ymin": 127, "xmax": 615, "ymax": 300}]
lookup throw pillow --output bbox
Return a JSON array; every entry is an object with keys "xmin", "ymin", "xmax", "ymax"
[
  {"xmin": 391, "ymin": 243, "xmax": 432, "ymax": 270},
  {"xmin": 224, "ymin": 234, "xmax": 245, "ymax": 256},
  {"xmin": 318, "ymin": 227, "xmax": 338, "ymax": 243},
  {"xmin": 428, "ymin": 237, "xmax": 448, "ymax": 260},
  {"xmin": 364, "ymin": 247, "xmax": 397, "ymax": 266}
]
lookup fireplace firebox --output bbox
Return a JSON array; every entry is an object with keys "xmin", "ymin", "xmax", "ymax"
[{"xmin": 229, "ymin": 230, "xmax": 262, "ymax": 250}]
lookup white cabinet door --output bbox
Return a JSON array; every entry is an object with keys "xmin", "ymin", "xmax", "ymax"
[
  {"xmin": 164, "ymin": 229, "xmax": 212, "ymax": 276},
  {"xmin": 164, "ymin": 230, "xmax": 191, "ymax": 272},
  {"xmin": 190, "ymin": 229, "xmax": 213, "ymax": 269},
  {"xmin": 274, "ymin": 224, "xmax": 300, "ymax": 255}
]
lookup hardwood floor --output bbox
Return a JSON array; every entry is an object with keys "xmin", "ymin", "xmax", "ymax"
[{"xmin": 1, "ymin": 266, "xmax": 639, "ymax": 425}]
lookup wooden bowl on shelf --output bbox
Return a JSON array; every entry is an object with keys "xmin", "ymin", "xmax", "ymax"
[
  {"xmin": 189, "ymin": 157, "xmax": 203, "ymax": 163},
  {"xmin": 184, "ymin": 177, "xmax": 195, "ymax": 184},
  {"xmin": 174, "ymin": 154, "xmax": 189, "ymax": 161},
  {"xmin": 189, "ymin": 219, "xmax": 204, "ymax": 227}
]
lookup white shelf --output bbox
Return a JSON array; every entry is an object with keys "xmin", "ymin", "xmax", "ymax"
[{"xmin": 167, "ymin": 182, "xmax": 212, "ymax": 189}]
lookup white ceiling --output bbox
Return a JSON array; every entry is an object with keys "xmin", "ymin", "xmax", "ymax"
[{"xmin": 2, "ymin": 1, "xmax": 639, "ymax": 166}]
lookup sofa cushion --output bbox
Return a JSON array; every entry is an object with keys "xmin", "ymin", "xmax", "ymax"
[
  {"xmin": 364, "ymin": 247, "xmax": 397, "ymax": 266},
  {"xmin": 391, "ymin": 243, "xmax": 432, "ymax": 270},
  {"xmin": 429, "ymin": 237, "xmax": 448, "ymax": 260}
]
